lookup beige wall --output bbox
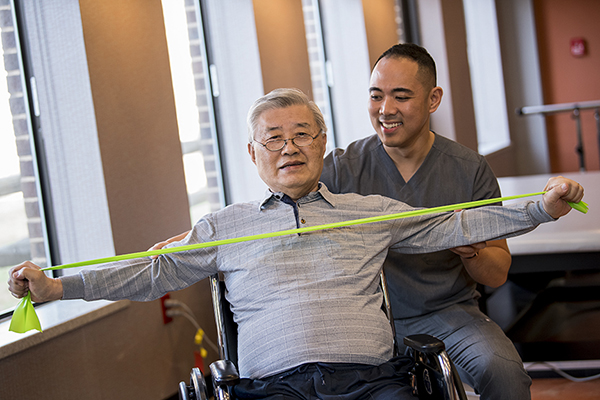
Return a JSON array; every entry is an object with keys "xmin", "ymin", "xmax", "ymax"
[
  {"xmin": 0, "ymin": 1, "xmax": 218, "ymax": 398},
  {"xmin": 80, "ymin": 0, "xmax": 192, "ymax": 254},
  {"xmin": 253, "ymin": 0, "xmax": 313, "ymax": 99},
  {"xmin": 362, "ymin": 0, "xmax": 400, "ymax": 69},
  {"xmin": 1, "ymin": 286, "xmax": 216, "ymax": 399}
]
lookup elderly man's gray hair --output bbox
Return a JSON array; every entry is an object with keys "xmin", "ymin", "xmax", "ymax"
[{"xmin": 247, "ymin": 88, "xmax": 327, "ymax": 143}]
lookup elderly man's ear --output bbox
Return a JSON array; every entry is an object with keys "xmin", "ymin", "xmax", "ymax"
[
  {"xmin": 248, "ymin": 142, "xmax": 257, "ymax": 165},
  {"xmin": 318, "ymin": 132, "xmax": 327, "ymax": 155}
]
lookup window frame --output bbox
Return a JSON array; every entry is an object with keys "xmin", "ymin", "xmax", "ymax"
[
  {"xmin": 0, "ymin": 0, "xmax": 118, "ymax": 351},
  {"xmin": 0, "ymin": 0, "xmax": 54, "ymax": 319}
]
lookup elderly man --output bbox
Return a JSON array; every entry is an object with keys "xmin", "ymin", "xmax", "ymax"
[{"xmin": 8, "ymin": 88, "xmax": 583, "ymax": 399}]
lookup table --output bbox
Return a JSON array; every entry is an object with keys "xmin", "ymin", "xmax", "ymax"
[{"xmin": 498, "ymin": 171, "xmax": 600, "ymax": 273}]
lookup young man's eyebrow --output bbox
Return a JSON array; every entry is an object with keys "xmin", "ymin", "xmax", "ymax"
[{"xmin": 369, "ymin": 86, "xmax": 414, "ymax": 95}]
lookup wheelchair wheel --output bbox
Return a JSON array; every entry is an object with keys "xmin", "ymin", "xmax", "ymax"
[{"xmin": 178, "ymin": 367, "xmax": 209, "ymax": 400}]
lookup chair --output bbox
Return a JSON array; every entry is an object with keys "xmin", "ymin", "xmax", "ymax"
[{"xmin": 179, "ymin": 272, "xmax": 468, "ymax": 400}]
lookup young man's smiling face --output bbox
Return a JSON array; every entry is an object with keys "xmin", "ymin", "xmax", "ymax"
[
  {"xmin": 248, "ymin": 104, "xmax": 327, "ymax": 201},
  {"xmin": 368, "ymin": 56, "xmax": 442, "ymax": 152}
]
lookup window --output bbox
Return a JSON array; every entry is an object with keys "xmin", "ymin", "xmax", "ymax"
[
  {"xmin": 252, "ymin": 0, "xmax": 337, "ymax": 151},
  {"xmin": 162, "ymin": 0, "xmax": 225, "ymax": 221},
  {"xmin": 463, "ymin": 0, "xmax": 511, "ymax": 155},
  {"xmin": 301, "ymin": 0, "xmax": 336, "ymax": 152},
  {"xmin": 0, "ymin": 0, "xmax": 50, "ymax": 314}
]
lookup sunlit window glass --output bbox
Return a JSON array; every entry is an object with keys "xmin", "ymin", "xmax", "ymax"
[
  {"xmin": 162, "ymin": 0, "xmax": 225, "ymax": 224},
  {"xmin": 301, "ymin": 0, "xmax": 336, "ymax": 152}
]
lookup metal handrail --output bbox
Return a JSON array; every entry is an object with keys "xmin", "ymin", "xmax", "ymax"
[
  {"xmin": 516, "ymin": 100, "xmax": 600, "ymax": 171},
  {"xmin": 516, "ymin": 100, "xmax": 600, "ymax": 116}
]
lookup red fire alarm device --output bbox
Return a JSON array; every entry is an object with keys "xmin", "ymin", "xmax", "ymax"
[{"xmin": 570, "ymin": 38, "xmax": 586, "ymax": 57}]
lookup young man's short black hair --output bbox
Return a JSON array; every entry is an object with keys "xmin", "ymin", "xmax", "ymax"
[{"xmin": 374, "ymin": 43, "xmax": 437, "ymax": 88}]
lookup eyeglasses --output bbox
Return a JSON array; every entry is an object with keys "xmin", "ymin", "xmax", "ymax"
[{"xmin": 253, "ymin": 132, "xmax": 321, "ymax": 152}]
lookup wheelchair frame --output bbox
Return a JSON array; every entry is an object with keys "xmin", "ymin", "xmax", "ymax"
[{"xmin": 178, "ymin": 272, "xmax": 468, "ymax": 400}]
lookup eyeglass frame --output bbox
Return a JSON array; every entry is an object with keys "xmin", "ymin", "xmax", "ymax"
[{"xmin": 252, "ymin": 131, "xmax": 323, "ymax": 152}]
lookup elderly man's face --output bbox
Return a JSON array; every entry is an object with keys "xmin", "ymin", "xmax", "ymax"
[{"xmin": 248, "ymin": 104, "xmax": 327, "ymax": 201}]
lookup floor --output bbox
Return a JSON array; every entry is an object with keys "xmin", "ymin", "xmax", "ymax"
[
  {"xmin": 170, "ymin": 378, "xmax": 600, "ymax": 399},
  {"xmin": 531, "ymin": 377, "xmax": 600, "ymax": 400},
  {"xmin": 464, "ymin": 376, "xmax": 600, "ymax": 400}
]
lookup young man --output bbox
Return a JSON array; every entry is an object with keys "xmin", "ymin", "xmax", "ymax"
[
  {"xmin": 320, "ymin": 43, "xmax": 529, "ymax": 399},
  {"xmin": 9, "ymin": 89, "xmax": 583, "ymax": 399}
]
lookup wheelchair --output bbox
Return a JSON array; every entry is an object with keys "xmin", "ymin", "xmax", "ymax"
[{"xmin": 179, "ymin": 272, "xmax": 468, "ymax": 400}]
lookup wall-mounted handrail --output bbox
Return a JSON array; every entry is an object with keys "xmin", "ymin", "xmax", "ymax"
[
  {"xmin": 516, "ymin": 100, "xmax": 600, "ymax": 171},
  {"xmin": 516, "ymin": 100, "xmax": 600, "ymax": 116}
]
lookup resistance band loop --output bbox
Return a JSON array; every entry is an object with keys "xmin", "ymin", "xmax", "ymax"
[
  {"xmin": 9, "ymin": 191, "xmax": 588, "ymax": 333},
  {"xmin": 40, "ymin": 191, "xmax": 587, "ymax": 272}
]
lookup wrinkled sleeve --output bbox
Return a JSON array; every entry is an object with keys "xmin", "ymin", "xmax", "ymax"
[
  {"xmin": 61, "ymin": 217, "xmax": 220, "ymax": 301},
  {"xmin": 387, "ymin": 199, "xmax": 554, "ymax": 254}
]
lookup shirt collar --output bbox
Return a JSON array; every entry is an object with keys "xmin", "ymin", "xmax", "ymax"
[{"xmin": 258, "ymin": 182, "xmax": 337, "ymax": 210}]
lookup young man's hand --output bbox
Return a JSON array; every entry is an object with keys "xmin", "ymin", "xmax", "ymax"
[{"xmin": 147, "ymin": 231, "xmax": 190, "ymax": 259}]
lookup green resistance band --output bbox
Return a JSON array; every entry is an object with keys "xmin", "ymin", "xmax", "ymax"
[{"xmin": 9, "ymin": 192, "xmax": 588, "ymax": 333}]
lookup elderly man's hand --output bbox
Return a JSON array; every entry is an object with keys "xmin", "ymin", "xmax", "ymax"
[
  {"xmin": 7, "ymin": 261, "xmax": 63, "ymax": 303},
  {"xmin": 542, "ymin": 176, "xmax": 585, "ymax": 219}
]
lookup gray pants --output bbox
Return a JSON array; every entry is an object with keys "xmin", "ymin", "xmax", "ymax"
[{"xmin": 395, "ymin": 301, "xmax": 532, "ymax": 400}]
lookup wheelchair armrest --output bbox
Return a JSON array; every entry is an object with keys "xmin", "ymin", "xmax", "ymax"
[
  {"xmin": 403, "ymin": 334, "xmax": 446, "ymax": 354},
  {"xmin": 210, "ymin": 360, "xmax": 240, "ymax": 386},
  {"xmin": 403, "ymin": 334, "xmax": 469, "ymax": 400}
]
